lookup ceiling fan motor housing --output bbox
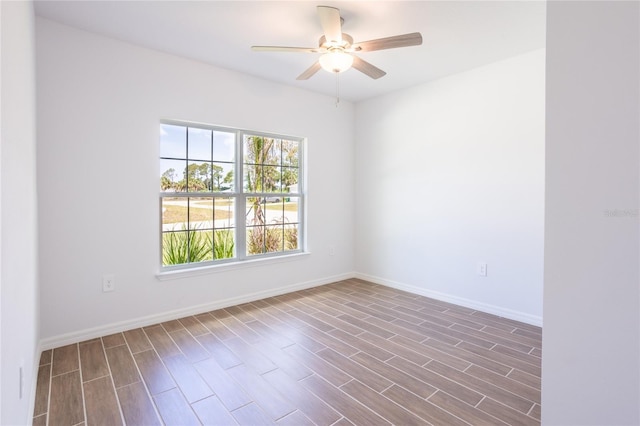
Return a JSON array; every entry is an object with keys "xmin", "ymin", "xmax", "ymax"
[{"xmin": 319, "ymin": 33, "xmax": 354, "ymax": 51}]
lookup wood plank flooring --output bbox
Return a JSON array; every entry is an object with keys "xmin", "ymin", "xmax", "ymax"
[{"xmin": 33, "ymin": 279, "xmax": 542, "ymax": 425}]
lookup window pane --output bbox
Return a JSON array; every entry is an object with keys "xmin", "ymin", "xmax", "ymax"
[
  {"xmin": 282, "ymin": 140, "xmax": 299, "ymax": 167},
  {"xmin": 185, "ymin": 161, "xmax": 211, "ymax": 192},
  {"xmin": 266, "ymin": 139, "xmax": 280, "ymax": 165},
  {"xmin": 244, "ymin": 136, "xmax": 257, "ymax": 165},
  {"xmin": 265, "ymin": 225, "xmax": 284, "ymax": 253},
  {"xmin": 272, "ymin": 139, "xmax": 282, "ymax": 165},
  {"xmin": 284, "ymin": 224, "xmax": 298, "ymax": 251},
  {"xmin": 246, "ymin": 225, "xmax": 265, "ymax": 255},
  {"xmin": 160, "ymin": 159, "xmax": 187, "ymax": 192},
  {"xmin": 263, "ymin": 165, "xmax": 280, "ymax": 192},
  {"xmin": 162, "ymin": 197, "xmax": 187, "ymax": 231},
  {"xmin": 188, "ymin": 128, "xmax": 212, "ymax": 161},
  {"xmin": 160, "ymin": 124, "xmax": 186, "ymax": 158},
  {"xmin": 244, "ymin": 163, "xmax": 260, "ymax": 192},
  {"xmin": 244, "ymin": 135, "xmax": 278, "ymax": 166},
  {"xmin": 162, "ymin": 229, "xmax": 214, "ymax": 266},
  {"xmin": 264, "ymin": 199, "xmax": 285, "ymax": 224},
  {"xmin": 162, "ymin": 231, "xmax": 191, "ymax": 266},
  {"xmin": 284, "ymin": 196, "xmax": 299, "ymax": 224},
  {"xmin": 212, "ymin": 162, "xmax": 234, "ymax": 191},
  {"xmin": 243, "ymin": 164, "xmax": 280, "ymax": 193},
  {"xmin": 281, "ymin": 167, "xmax": 298, "ymax": 193},
  {"xmin": 213, "ymin": 197, "xmax": 235, "ymax": 229},
  {"xmin": 189, "ymin": 230, "xmax": 213, "ymax": 263},
  {"xmin": 188, "ymin": 197, "xmax": 214, "ymax": 230},
  {"xmin": 245, "ymin": 197, "xmax": 265, "ymax": 227},
  {"xmin": 245, "ymin": 225, "xmax": 284, "ymax": 255},
  {"xmin": 213, "ymin": 131, "xmax": 235, "ymax": 162},
  {"xmin": 213, "ymin": 229, "xmax": 234, "ymax": 259}
]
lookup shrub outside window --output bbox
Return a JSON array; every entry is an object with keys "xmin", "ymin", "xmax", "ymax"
[{"xmin": 160, "ymin": 122, "xmax": 304, "ymax": 269}]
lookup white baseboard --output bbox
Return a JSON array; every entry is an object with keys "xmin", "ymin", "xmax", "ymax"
[
  {"xmin": 39, "ymin": 270, "xmax": 541, "ymax": 350},
  {"xmin": 354, "ymin": 272, "xmax": 543, "ymax": 327},
  {"xmin": 39, "ymin": 272, "xmax": 355, "ymax": 350}
]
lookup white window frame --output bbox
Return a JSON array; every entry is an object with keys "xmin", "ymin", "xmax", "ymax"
[{"xmin": 159, "ymin": 120, "xmax": 305, "ymax": 273}]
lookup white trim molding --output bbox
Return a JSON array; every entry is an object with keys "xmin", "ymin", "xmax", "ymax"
[
  {"xmin": 355, "ymin": 272, "xmax": 543, "ymax": 327},
  {"xmin": 157, "ymin": 252, "xmax": 311, "ymax": 281},
  {"xmin": 39, "ymin": 272, "xmax": 354, "ymax": 350},
  {"xmin": 40, "ymin": 270, "xmax": 541, "ymax": 350}
]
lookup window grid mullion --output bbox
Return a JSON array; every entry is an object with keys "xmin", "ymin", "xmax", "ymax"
[
  {"xmin": 185, "ymin": 127, "xmax": 190, "ymax": 194},
  {"xmin": 236, "ymin": 131, "xmax": 246, "ymax": 260}
]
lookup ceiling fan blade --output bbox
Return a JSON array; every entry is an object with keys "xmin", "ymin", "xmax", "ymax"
[
  {"xmin": 252, "ymin": 46, "xmax": 321, "ymax": 53},
  {"xmin": 297, "ymin": 61, "xmax": 322, "ymax": 80},
  {"xmin": 317, "ymin": 6, "xmax": 342, "ymax": 44},
  {"xmin": 353, "ymin": 32, "xmax": 423, "ymax": 52},
  {"xmin": 352, "ymin": 56, "xmax": 386, "ymax": 79}
]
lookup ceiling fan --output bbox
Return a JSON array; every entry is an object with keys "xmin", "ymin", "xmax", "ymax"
[{"xmin": 251, "ymin": 5, "xmax": 423, "ymax": 80}]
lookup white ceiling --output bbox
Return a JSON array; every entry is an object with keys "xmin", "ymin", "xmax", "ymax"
[{"xmin": 34, "ymin": 1, "xmax": 546, "ymax": 102}]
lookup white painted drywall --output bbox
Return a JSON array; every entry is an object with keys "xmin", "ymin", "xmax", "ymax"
[
  {"xmin": 354, "ymin": 49, "xmax": 545, "ymax": 324},
  {"xmin": 542, "ymin": 1, "xmax": 640, "ymax": 424},
  {"xmin": 36, "ymin": 18, "xmax": 355, "ymax": 343},
  {"xmin": 1, "ymin": 1, "xmax": 40, "ymax": 424}
]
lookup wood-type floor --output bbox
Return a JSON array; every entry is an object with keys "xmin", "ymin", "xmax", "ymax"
[{"xmin": 33, "ymin": 279, "xmax": 542, "ymax": 425}]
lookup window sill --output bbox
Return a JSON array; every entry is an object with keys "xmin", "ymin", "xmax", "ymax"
[{"xmin": 156, "ymin": 251, "xmax": 310, "ymax": 281}]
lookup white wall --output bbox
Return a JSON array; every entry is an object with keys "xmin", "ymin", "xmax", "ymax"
[
  {"xmin": 36, "ymin": 18, "xmax": 355, "ymax": 344},
  {"xmin": 1, "ymin": 1, "xmax": 40, "ymax": 424},
  {"xmin": 542, "ymin": 1, "xmax": 640, "ymax": 424},
  {"xmin": 354, "ymin": 49, "xmax": 545, "ymax": 325}
]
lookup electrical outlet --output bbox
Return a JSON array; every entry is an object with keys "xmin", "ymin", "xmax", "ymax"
[
  {"xmin": 477, "ymin": 262, "xmax": 488, "ymax": 277},
  {"xmin": 102, "ymin": 274, "xmax": 115, "ymax": 292},
  {"xmin": 329, "ymin": 246, "xmax": 336, "ymax": 256}
]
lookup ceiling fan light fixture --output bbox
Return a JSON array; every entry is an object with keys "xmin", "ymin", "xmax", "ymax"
[{"xmin": 319, "ymin": 50, "xmax": 353, "ymax": 73}]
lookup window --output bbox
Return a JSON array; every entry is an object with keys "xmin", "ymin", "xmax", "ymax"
[{"xmin": 160, "ymin": 121, "xmax": 303, "ymax": 270}]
